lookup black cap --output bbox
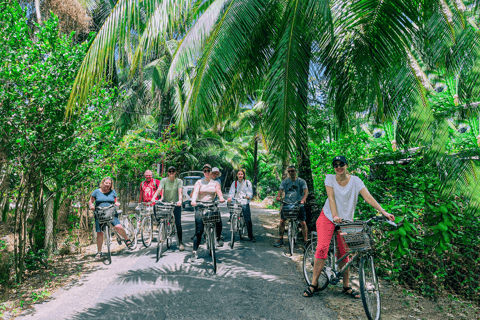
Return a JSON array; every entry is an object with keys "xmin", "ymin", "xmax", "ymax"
[
  {"xmin": 167, "ymin": 166, "xmax": 176, "ymax": 171},
  {"xmin": 203, "ymin": 164, "xmax": 212, "ymax": 169},
  {"xmin": 332, "ymin": 156, "xmax": 348, "ymax": 164}
]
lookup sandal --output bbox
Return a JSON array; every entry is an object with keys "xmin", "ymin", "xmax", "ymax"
[
  {"xmin": 342, "ymin": 286, "xmax": 360, "ymax": 299},
  {"xmin": 125, "ymin": 239, "xmax": 133, "ymax": 249},
  {"xmin": 303, "ymin": 284, "xmax": 319, "ymax": 297}
]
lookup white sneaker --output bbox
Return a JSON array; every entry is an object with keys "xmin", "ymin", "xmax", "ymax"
[{"xmin": 190, "ymin": 251, "xmax": 197, "ymax": 261}]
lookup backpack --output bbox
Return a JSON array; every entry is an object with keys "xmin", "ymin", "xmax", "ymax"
[{"xmin": 234, "ymin": 180, "xmax": 251, "ymax": 194}]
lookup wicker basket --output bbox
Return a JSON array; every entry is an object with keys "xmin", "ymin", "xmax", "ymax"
[
  {"xmin": 282, "ymin": 204, "xmax": 299, "ymax": 220},
  {"xmin": 154, "ymin": 203, "xmax": 174, "ymax": 221},
  {"xmin": 339, "ymin": 222, "xmax": 371, "ymax": 252}
]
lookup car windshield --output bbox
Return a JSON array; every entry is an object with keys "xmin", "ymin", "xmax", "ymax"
[{"xmin": 184, "ymin": 176, "xmax": 201, "ymax": 186}]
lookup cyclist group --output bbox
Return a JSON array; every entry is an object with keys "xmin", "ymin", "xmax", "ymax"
[{"xmin": 89, "ymin": 155, "xmax": 394, "ymax": 301}]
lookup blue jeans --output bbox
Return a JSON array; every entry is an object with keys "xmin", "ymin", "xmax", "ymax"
[{"xmin": 95, "ymin": 216, "xmax": 121, "ymax": 232}]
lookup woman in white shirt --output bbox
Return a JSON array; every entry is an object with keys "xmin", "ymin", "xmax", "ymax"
[
  {"xmin": 227, "ymin": 169, "xmax": 255, "ymax": 241},
  {"xmin": 303, "ymin": 156, "xmax": 395, "ymax": 298}
]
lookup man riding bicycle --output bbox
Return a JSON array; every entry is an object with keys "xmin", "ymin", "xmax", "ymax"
[{"xmin": 274, "ymin": 165, "xmax": 308, "ymax": 247}]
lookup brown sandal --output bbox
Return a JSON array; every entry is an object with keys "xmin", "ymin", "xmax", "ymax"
[{"xmin": 342, "ymin": 286, "xmax": 360, "ymax": 299}]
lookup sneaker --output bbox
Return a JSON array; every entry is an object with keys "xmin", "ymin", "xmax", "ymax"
[
  {"xmin": 94, "ymin": 252, "xmax": 102, "ymax": 259},
  {"xmin": 179, "ymin": 243, "xmax": 185, "ymax": 251},
  {"xmin": 216, "ymin": 237, "xmax": 224, "ymax": 247},
  {"xmin": 190, "ymin": 251, "xmax": 197, "ymax": 261},
  {"xmin": 274, "ymin": 240, "xmax": 284, "ymax": 247},
  {"xmin": 249, "ymin": 236, "xmax": 256, "ymax": 243}
]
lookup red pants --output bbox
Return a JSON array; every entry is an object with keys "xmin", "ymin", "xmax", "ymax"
[{"xmin": 315, "ymin": 211, "xmax": 349, "ymax": 261}]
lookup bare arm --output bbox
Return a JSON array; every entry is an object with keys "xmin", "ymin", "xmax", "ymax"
[
  {"xmin": 215, "ymin": 182, "xmax": 225, "ymax": 202},
  {"xmin": 276, "ymin": 189, "xmax": 283, "ymax": 201},
  {"xmin": 301, "ymin": 188, "xmax": 308, "ymax": 204},
  {"xmin": 177, "ymin": 187, "xmax": 182, "ymax": 206},
  {"xmin": 88, "ymin": 196, "xmax": 95, "ymax": 210},
  {"xmin": 359, "ymin": 188, "xmax": 395, "ymax": 221},
  {"xmin": 191, "ymin": 182, "xmax": 200, "ymax": 205},
  {"xmin": 326, "ymin": 186, "xmax": 342, "ymax": 223},
  {"xmin": 151, "ymin": 187, "xmax": 162, "ymax": 203}
]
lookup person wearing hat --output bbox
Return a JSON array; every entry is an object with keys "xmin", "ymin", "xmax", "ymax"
[
  {"xmin": 190, "ymin": 164, "xmax": 226, "ymax": 260},
  {"xmin": 151, "ymin": 166, "xmax": 184, "ymax": 250},
  {"xmin": 274, "ymin": 165, "xmax": 309, "ymax": 247},
  {"xmin": 303, "ymin": 155, "xmax": 395, "ymax": 298}
]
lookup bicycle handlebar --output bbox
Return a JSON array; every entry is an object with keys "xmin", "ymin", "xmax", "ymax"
[
  {"xmin": 334, "ymin": 215, "xmax": 398, "ymax": 228},
  {"xmin": 194, "ymin": 201, "xmax": 219, "ymax": 207}
]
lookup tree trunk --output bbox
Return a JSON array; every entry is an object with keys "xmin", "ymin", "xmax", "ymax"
[
  {"xmin": 253, "ymin": 136, "xmax": 258, "ymax": 197},
  {"xmin": 35, "ymin": 0, "xmax": 42, "ymax": 25},
  {"xmin": 296, "ymin": 38, "xmax": 321, "ymax": 231},
  {"xmin": 44, "ymin": 195, "xmax": 54, "ymax": 254}
]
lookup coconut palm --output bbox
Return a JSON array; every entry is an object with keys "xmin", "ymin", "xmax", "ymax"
[{"xmin": 68, "ymin": 0, "xmax": 480, "ymax": 220}]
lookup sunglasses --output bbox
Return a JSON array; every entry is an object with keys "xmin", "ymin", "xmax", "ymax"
[
  {"xmin": 203, "ymin": 170, "xmax": 211, "ymax": 173},
  {"xmin": 168, "ymin": 170, "xmax": 175, "ymax": 173},
  {"xmin": 287, "ymin": 170, "xmax": 295, "ymax": 173},
  {"xmin": 333, "ymin": 162, "xmax": 346, "ymax": 168}
]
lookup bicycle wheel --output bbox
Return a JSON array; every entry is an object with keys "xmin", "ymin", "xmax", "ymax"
[
  {"xmin": 141, "ymin": 216, "xmax": 153, "ymax": 248},
  {"xmin": 230, "ymin": 214, "xmax": 237, "ymax": 249},
  {"xmin": 104, "ymin": 224, "xmax": 112, "ymax": 265},
  {"xmin": 359, "ymin": 255, "xmax": 381, "ymax": 320},
  {"xmin": 239, "ymin": 216, "xmax": 246, "ymax": 240},
  {"xmin": 288, "ymin": 220, "xmax": 295, "ymax": 255},
  {"xmin": 166, "ymin": 221, "xmax": 171, "ymax": 249},
  {"xmin": 210, "ymin": 227, "xmax": 217, "ymax": 274},
  {"xmin": 302, "ymin": 241, "xmax": 330, "ymax": 290},
  {"xmin": 124, "ymin": 217, "xmax": 136, "ymax": 250},
  {"xmin": 156, "ymin": 222, "xmax": 165, "ymax": 262}
]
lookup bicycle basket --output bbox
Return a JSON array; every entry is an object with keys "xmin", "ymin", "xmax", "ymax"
[
  {"xmin": 95, "ymin": 206, "xmax": 115, "ymax": 224},
  {"xmin": 201, "ymin": 206, "xmax": 220, "ymax": 224},
  {"xmin": 339, "ymin": 222, "xmax": 371, "ymax": 252},
  {"xmin": 154, "ymin": 203, "xmax": 174, "ymax": 221},
  {"xmin": 282, "ymin": 204, "xmax": 299, "ymax": 220},
  {"xmin": 228, "ymin": 203, "xmax": 242, "ymax": 216}
]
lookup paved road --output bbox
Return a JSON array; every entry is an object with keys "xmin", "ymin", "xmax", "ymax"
[{"xmin": 18, "ymin": 205, "xmax": 337, "ymax": 320}]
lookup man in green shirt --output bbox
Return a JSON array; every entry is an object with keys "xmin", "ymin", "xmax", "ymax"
[{"xmin": 153, "ymin": 166, "xmax": 184, "ymax": 251}]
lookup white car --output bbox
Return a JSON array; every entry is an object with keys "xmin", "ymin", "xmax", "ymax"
[{"xmin": 180, "ymin": 171, "xmax": 204, "ymax": 211}]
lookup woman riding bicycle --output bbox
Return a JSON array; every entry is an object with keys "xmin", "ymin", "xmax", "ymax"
[
  {"xmin": 303, "ymin": 156, "xmax": 395, "ymax": 298},
  {"xmin": 190, "ymin": 164, "xmax": 225, "ymax": 260},
  {"xmin": 227, "ymin": 169, "xmax": 255, "ymax": 242},
  {"xmin": 151, "ymin": 166, "xmax": 184, "ymax": 251},
  {"xmin": 88, "ymin": 177, "xmax": 133, "ymax": 259}
]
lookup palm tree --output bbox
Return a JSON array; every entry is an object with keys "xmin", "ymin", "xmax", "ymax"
[{"xmin": 68, "ymin": 0, "xmax": 480, "ymax": 222}]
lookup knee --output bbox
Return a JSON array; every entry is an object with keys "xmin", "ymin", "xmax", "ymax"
[{"xmin": 96, "ymin": 232, "xmax": 103, "ymax": 236}]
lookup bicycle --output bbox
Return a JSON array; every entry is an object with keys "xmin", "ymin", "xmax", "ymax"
[
  {"xmin": 94, "ymin": 205, "xmax": 130, "ymax": 264},
  {"xmin": 196, "ymin": 201, "xmax": 220, "ymax": 274},
  {"xmin": 153, "ymin": 201, "xmax": 177, "ymax": 262},
  {"xmin": 136, "ymin": 202, "xmax": 155, "ymax": 248},
  {"xmin": 302, "ymin": 215, "xmax": 398, "ymax": 320},
  {"xmin": 228, "ymin": 199, "xmax": 247, "ymax": 249},
  {"xmin": 118, "ymin": 210, "xmax": 137, "ymax": 250},
  {"xmin": 281, "ymin": 201, "xmax": 301, "ymax": 255}
]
